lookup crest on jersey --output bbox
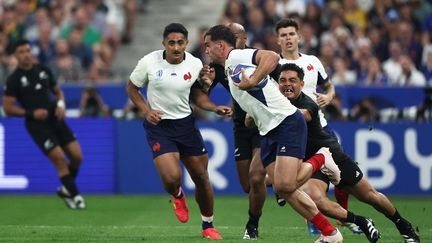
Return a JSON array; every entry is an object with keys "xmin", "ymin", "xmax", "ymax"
[
  {"xmin": 21, "ymin": 76, "xmax": 29, "ymax": 87},
  {"xmin": 307, "ymin": 64, "xmax": 314, "ymax": 71},
  {"xmin": 156, "ymin": 69, "xmax": 163, "ymax": 80},
  {"xmin": 183, "ymin": 72, "xmax": 192, "ymax": 81},
  {"xmin": 39, "ymin": 71, "xmax": 48, "ymax": 79}
]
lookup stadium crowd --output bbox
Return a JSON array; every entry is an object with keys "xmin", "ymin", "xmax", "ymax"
[
  {"xmin": 0, "ymin": 0, "xmax": 141, "ymax": 84},
  {"xmin": 190, "ymin": 0, "xmax": 432, "ymax": 123},
  {"xmin": 1, "ymin": 0, "xmax": 431, "ymax": 122}
]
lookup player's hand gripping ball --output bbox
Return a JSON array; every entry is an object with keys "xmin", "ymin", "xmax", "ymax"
[{"xmin": 229, "ymin": 63, "xmax": 268, "ymax": 90}]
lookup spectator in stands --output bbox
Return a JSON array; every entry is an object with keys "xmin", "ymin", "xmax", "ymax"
[
  {"xmin": 245, "ymin": 7, "xmax": 266, "ymax": 46},
  {"xmin": 122, "ymin": 98, "xmax": 142, "ymax": 120},
  {"xmin": 367, "ymin": 26, "xmax": 389, "ymax": 62},
  {"xmin": 30, "ymin": 21, "xmax": 56, "ymax": 65},
  {"xmin": 421, "ymin": 45, "xmax": 432, "ymax": 85},
  {"xmin": 24, "ymin": 7, "xmax": 52, "ymax": 41},
  {"xmin": 48, "ymin": 39, "xmax": 83, "ymax": 83},
  {"xmin": 396, "ymin": 54, "xmax": 426, "ymax": 86},
  {"xmin": 383, "ymin": 40, "xmax": 403, "ymax": 85},
  {"xmin": 79, "ymin": 86, "xmax": 110, "ymax": 117},
  {"xmin": 276, "ymin": 0, "xmax": 306, "ymax": 17},
  {"xmin": 343, "ymin": 0, "xmax": 367, "ymax": 31},
  {"xmin": 221, "ymin": 0, "xmax": 246, "ymax": 26},
  {"xmin": 303, "ymin": 1, "xmax": 323, "ymax": 36},
  {"xmin": 60, "ymin": 6, "xmax": 102, "ymax": 47},
  {"xmin": 323, "ymin": 94, "xmax": 347, "ymax": 121},
  {"xmin": 350, "ymin": 97, "xmax": 380, "ymax": 122},
  {"xmin": 358, "ymin": 57, "xmax": 389, "ymax": 86},
  {"xmin": 331, "ymin": 57, "xmax": 357, "ymax": 86},
  {"xmin": 397, "ymin": 21, "xmax": 423, "ymax": 68},
  {"xmin": 352, "ymin": 37, "xmax": 373, "ymax": 79},
  {"xmin": 262, "ymin": 0, "xmax": 281, "ymax": 27},
  {"xmin": 67, "ymin": 26, "xmax": 94, "ymax": 70},
  {"xmin": 299, "ymin": 21, "xmax": 319, "ymax": 56},
  {"xmin": 416, "ymin": 87, "xmax": 432, "ymax": 122},
  {"xmin": 398, "ymin": 1, "xmax": 422, "ymax": 33},
  {"xmin": 87, "ymin": 42, "xmax": 114, "ymax": 82},
  {"xmin": 318, "ymin": 41, "xmax": 335, "ymax": 75}
]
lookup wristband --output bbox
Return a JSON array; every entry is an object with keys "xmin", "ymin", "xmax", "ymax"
[{"xmin": 57, "ymin": 100, "xmax": 66, "ymax": 109}]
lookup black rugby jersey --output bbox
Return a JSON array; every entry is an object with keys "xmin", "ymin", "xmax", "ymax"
[{"xmin": 4, "ymin": 64, "xmax": 57, "ymax": 119}]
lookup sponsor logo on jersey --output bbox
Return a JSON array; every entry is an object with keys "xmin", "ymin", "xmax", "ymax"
[
  {"xmin": 39, "ymin": 71, "xmax": 48, "ymax": 79},
  {"xmin": 280, "ymin": 146, "xmax": 286, "ymax": 153},
  {"xmin": 156, "ymin": 69, "xmax": 163, "ymax": 80},
  {"xmin": 307, "ymin": 64, "xmax": 314, "ymax": 71},
  {"xmin": 234, "ymin": 147, "xmax": 240, "ymax": 157},
  {"xmin": 21, "ymin": 76, "xmax": 29, "ymax": 87},
  {"xmin": 183, "ymin": 72, "xmax": 192, "ymax": 81},
  {"xmin": 356, "ymin": 171, "xmax": 360, "ymax": 178},
  {"xmin": 44, "ymin": 139, "xmax": 54, "ymax": 150},
  {"xmin": 152, "ymin": 142, "xmax": 161, "ymax": 152},
  {"xmin": 35, "ymin": 83, "xmax": 42, "ymax": 90}
]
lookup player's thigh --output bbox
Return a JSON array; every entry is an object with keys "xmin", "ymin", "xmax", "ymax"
[
  {"xmin": 345, "ymin": 177, "xmax": 377, "ymax": 201},
  {"xmin": 301, "ymin": 178, "xmax": 328, "ymax": 201},
  {"xmin": 153, "ymin": 152, "xmax": 182, "ymax": 182},
  {"xmin": 233, "ymin": 127, "xmax": 259, "ymax": 161},
  {"xmin": 62, "ymin": 140, "xmax": 83, "ymax": 162},
  {"xmin": 249, "ymin": 148, "xmax": 265, "ymax": 179},
  {"xmin": 25, "ymin": 121, "xmax": 60, "ymax": 155},
  {"xmin": 181, "ymin": 154, "xmax": 210, "ymax": 179},
  {"xmin": 274, "ymin": 156, "xmax": 302, "ymax": 188}
]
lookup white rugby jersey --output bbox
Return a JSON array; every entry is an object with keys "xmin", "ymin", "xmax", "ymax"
[
  {"xmin": 279, "ymin": 53, "xmax": 329, "ymax": 127},
  {"xmin": 129, "ymin": 50, "xmax": 203, "ymax": 120},
  {"xmin": 226, "ymin": 49, "xmax": 297, "ymax": 135}
]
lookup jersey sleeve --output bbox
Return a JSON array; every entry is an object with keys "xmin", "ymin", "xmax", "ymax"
[
  {"xmin": 3, "ymin": 75, "xmax": 18, "ymax": 97},
  {"xmin": 313, "ymin": 56, "xmax": 329, "ymax": 86},
  {"xmin": 44, "ymin": 66, "xmax": 57, "ymax": 89},
  {"xmin": 230, "ymin": 48, "xmax": 257, "ymax": 65},
  {"xmin": 301, "ymin": 94, "xmax": 319, "ymax": 119},
  {"xmin": 129, "ymin": 55, "xmax": 150, "ymax": 88}
]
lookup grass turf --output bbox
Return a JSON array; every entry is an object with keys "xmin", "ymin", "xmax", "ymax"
[{"xmin": 0, "ymin": 195, "xmax": 430, "ymax": 242}]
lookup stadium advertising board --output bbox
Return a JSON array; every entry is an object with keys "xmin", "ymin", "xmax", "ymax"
[
  {"xmin": 0, "ymin": 119, "xmax": 430, "ymax": 195},
  {"xmin": 117, "ymin": 120, "xmax": 432, "ymax": 195},
  {"xmin": 0, "ymin": 119, "xmax": 115, "ymax": 193}
]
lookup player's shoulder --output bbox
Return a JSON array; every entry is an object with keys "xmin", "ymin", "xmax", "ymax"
[
  {"xmin": 139, "ymin": 50, "xmax": 164, "ymax": 64},
  {"xmin": 300, "ymin": 53, "xmax": 322, "ymax": 64},
  {"xmin": 185, "ymin": 51, "xmax": 203, "ymax": 67}
]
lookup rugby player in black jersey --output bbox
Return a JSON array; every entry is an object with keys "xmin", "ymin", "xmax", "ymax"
[
  {"xmin": 3, "ymin": 40, "xmax": 85, "ymax": 209},
  {"xmin": 273, "ymin": 63, "xmax": 420, "ymax": 243}
]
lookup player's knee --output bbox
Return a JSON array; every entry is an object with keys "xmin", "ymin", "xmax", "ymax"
[
  {"xmin": 274, "ymin": 181, "xmax": 297, "ymax": 195},
  {"xmin": 249, "ymin": 171, "xmax": 265, "ymax": 189},
  {"xmin": 190, "ymin": 170, "xmax": 210, "ymax": 184},
  {"xmin": 70, "ymin": 153, "xmax": 83, "ymax": 166}
]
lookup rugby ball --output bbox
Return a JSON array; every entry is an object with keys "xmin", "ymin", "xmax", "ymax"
[{"xmin": 229, "ymin": 63, "xmax": 268, "ymax": 89}]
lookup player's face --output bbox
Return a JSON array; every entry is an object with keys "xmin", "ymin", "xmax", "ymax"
[
  {"xmin": 232, "ymin": 31, "xmax": 246, "ymax": 49},
  {"xmin": 277, "ymin": 26, "xmax": 300, "ymax": 53},
  {"xmin": 163, "ymin": 32, "xmax": 188, "ymax": 64},
  {"xmin": 278, "ymin": 70, "xmax": 304, "ymax": 100},
  {"xmin": 204, "ymin": 35, "xmax": 224, "ymax": 64},
  {"xmin": 14, "ymin": 44, "xmax": 34, "ymax": 68}
]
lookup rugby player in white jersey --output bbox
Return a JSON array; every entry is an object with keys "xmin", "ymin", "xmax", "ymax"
[
  {"xmin": 204, "ymin": 24, "xmax": 343, "ymax": 243},
  {"xmin": 126, "ymin": 23, "xmax": 232, "ymax": 240},
  {"xmin": 275, "ymin": 18, "xmax": 357, "ymax": 234}
]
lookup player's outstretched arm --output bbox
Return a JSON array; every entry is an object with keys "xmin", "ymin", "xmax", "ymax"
[{"xmin": 190, "ymin": 87, "xmax": 232, "ymax": 117}]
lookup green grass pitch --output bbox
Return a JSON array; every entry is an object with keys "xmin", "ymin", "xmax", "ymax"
[{"xmin": 0, "ymin": 195, "xmax": 430, "ymax": 242}]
